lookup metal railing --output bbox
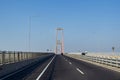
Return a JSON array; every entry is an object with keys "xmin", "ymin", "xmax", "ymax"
[
  {"xmin": 80, "ymin": 55, "xmax": 120, "ymax": 68},
  {"xmin": 0, "ymin": 51, "xmax": 45, "ymax": 65}
]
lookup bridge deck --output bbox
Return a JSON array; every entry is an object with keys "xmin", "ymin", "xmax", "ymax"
[{"xmin": 0, "ymin": 54, "xmax": 120, "ymax": 80}]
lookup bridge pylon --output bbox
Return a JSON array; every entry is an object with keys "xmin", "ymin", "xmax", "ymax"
[{"xmin": 56, "ymin": 28, "xmax": 64, "ymax": 55}]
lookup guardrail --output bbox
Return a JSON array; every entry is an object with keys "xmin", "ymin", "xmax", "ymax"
[
  {"xmin": 0, "ymin": 51, "xmax": 47, "ymax": 65},
  {"xmin": 79, "ymin": 54, "xmax": 120, "ymax": 68}
]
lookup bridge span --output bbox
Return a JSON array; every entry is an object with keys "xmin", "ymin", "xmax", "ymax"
[{"xmin": 0, "ymin": 52, "xmax": 120, "ymax": 80}]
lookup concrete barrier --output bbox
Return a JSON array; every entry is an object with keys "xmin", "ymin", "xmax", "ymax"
[{"xmin": 0, "ymin": 51, "xmax": 50, "ymax": 65}]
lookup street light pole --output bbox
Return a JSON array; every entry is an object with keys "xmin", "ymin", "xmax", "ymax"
[
  {"xmin": 28, "ymin": 16, "xmax": 31, "ymax": 59},
  {"xmin": 28, "ymin": 16, "xmax": 40, "ymax": 58}
]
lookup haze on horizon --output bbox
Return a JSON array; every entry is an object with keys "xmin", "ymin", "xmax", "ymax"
[{"xmin": 0, "ymin": 0, "xmax": 120, "ymax": 53}]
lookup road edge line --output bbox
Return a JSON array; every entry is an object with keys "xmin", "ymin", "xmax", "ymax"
[{"xmin": 36, "ymin": 55, "xmax": 56, "ymax": 80}]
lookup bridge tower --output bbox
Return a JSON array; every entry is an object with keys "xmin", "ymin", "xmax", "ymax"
[{"xmin": 56, "ymin": 28, "xmax": 64, "ymax": 55}]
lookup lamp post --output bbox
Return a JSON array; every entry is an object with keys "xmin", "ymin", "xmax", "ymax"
[
  {"xmin": 28, "ymin": 16, "xmax": 31, "ymax": 59},
  {"xmin": 28, "ymin": 16, "xmax": 40, "ymax": 59},
  {"xmin": 112, "ymin": 46, "xmax": 115, "ymax": 55}
]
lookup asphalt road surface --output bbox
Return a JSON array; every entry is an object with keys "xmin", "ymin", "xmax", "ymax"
[
  {"xmin": 49, "ymin": 55, "xmax": 120, "ymax": 80},
  {"xmin": 1, "ymin": 54, "xmax": 120, "ymax": 80}
]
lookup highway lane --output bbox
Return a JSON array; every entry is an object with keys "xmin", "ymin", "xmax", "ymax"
[
  {"xmin": 0, "ymin": 54, "xmax": 54, "ymax": 80},
  {"xmin": 50, "ymin": 55, "xmax": 85, "ymax": 80},
  {"xmin": 1, "ymin": 54, "xmax": 120, "ymax": 80},
  {"xmin": 63, "ymin": 55, "xmax": 120, "ymax": 80},
  {"xmin": 24, "ymin": 55, "xmax": 56, "ymax": 80},
  {"xmin": 43, "ymin": 55, "xmax": 120, "ymax": 80}
]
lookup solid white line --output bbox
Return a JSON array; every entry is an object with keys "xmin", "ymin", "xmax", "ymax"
[
  {"xmin": 69, "ymin": 62, "xmax": 72, "ymax": 64},
  {"xmin": 36, "ymin": 55, "xmax": 56, "ymax": 80},
  {"xmin": 76, "ymin": 68, "xmax": 84, "ymax": 75}
]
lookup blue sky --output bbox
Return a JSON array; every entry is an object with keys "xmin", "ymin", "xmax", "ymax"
[{"xmin": 0, "ymin": 0, "xmax": 120, "ymax": 52}]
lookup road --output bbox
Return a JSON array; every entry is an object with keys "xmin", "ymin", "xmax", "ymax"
[{"xmin": 0, "ymin": 54, "xmax": 120, "ymax": 80}]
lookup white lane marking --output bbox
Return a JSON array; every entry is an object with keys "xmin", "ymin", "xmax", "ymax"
[
  {"xmin": 76, "ymin": 68, "xmax": 84, "ymax": 75},
  {"xmin": 69, "ymin": 62, "xmax": 72, "ymax": 64},
  {"xmin": 36, "ymin": 55, "xmax": 56, "ymax": 80}
]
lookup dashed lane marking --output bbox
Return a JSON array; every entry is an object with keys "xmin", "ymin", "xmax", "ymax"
[
  {"xmin": 69, "ymin": 62, "xmax": 72, "ymax": 65},
  {"xmin": 76, "ymin": 68, "xmax": 84, "ymax": 75}
]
